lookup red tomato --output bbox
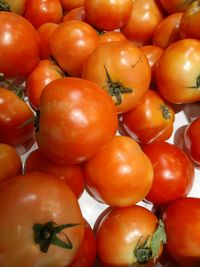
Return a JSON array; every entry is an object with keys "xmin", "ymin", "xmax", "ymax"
[
  {"xmin": 24, "ymin": 148, "xmax": 84, "ymax": 199},
  {"xmin": 26, "ymin": 59, "xmax": 65, "ymax": 110},
  {"xmin": 50, "ymin": 20, "xmax": 99, "ymax": 77},
  {"xmin": 159, "ymin": 0, "xmax": 195, "ymax": 14},
  {"xmin": 0, "ymin": 172, "xmax": 84, "ymax": 267},
  {"xmin": 163, "ymin": 197, "xmax": 200, "ymax": 267},
  {"xmin": 184, "ymin": 117, "xmax": 200, "ymax": 165},
  {"xmin": 99, "ymin": 31, "xmax": 127, "ymax": 44},
  {"xmin": 37, "ymin": 23, "xmax": 59, "ymax": 59},
  {"xmin": 0, "ymin": 12, "xmax": 40, "ymax": 78},
  {"xmin": 142, "ymin": 142, "xmax": 194, "ymax": 205},
  {"xmin": 36, "ymin": 77, "xmax": 118, "ymax": 165},
  {"xmin": 68, "ymin": 220, "xmax": 97, "ymax": 267},
  {"xmin": 153, "ymin": 12, "xmax": 183, "ymax": 49},
  {"xmin": 96, "ymin": 205, "xmax": 165, "ymax": 266},
  {"xmin": 84, "ymin": 136, "xmax": 154, "ymax": 207},
  {"xmin": 0, "ymin": 87, "xmax": 35, "ymax": 147},
  {"xmin": 24, "ymin": 0, "xmax": 63, "ymax": 29},
  {"xmin": 60, "ymin": 0, "xmax": 84, "ymax": 11},
  {"xmin": 140, "ymin": 45, "xmax": 163, "ymax": 85},
  {"xmin": 82, "ymin": 41, "xmax": 151, "ymax": 113},
  {"xmin": 121, "ymin": 0, "xmax": 164, "ymax": 46},
  {"xmin": 62, "ymin": 7, "xmax": 85, "ymax": 22},
  {"xmin": 156, "ymin": 39, "xmax": 200, "ymax": 104},
  {"xmin": 3, "ymin": 0, "xmax": 26, "ymax": 14},
  {"xmin": 179, "ymin": 1, "xmax": 200, "ymax": 40},
  {"xmin": 0, "ymin": 143, "xmax": 22, "ymax": 183},
  {"xmin": 84, "ymin": 0, "xmax": 133, "ymax": 31},
  {"xmin": 121, "ymin": 90, "xmax": 175, "ymax": 145}
]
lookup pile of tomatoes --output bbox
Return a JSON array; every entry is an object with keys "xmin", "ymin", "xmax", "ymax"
[{"xmin": 1, "ymin": 0, "xmax": 200, "ymax": 266}]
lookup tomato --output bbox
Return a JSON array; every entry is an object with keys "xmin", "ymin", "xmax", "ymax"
[
  {"xmin": 68, "ymin": 220, "xmax": 97, "ymax": 267},
  {"xmin": 84, "ymin": 0, "xmax": 133, "ymax": 31},
  {"xmin": 62, "ymin": 7, "xmax": 85, "ymax": 22},
  {"xmin": 0, "ymin": 87, "xmax": 35, "ymax": 147},
  {"xmin": 84, "ymin": 136, "xmax": 154, "ymax": 207},
  {"xmin": 37, "ymin": 23, "xmax": 59, "ymax": 59},
  {"xmin": 60, "ymin": 0, "xmax": 84, "ymax": 11},
  {"xmin": 0, "ymin": 12, "xmax": 40, "ymax": 79},
  {"xmin": 179, "ymin": 1, "xmax": 200, "ymax": 40},
  {"xmin": 159, "ymin": 0, "xmax": 195, "ymax": 14},
  {"xmin": 24, "ymin": 148, "xmax": 84, "ymax": 199},
  {"xmin": 0, "ymin": 143, "xmax": 22, "ymax": 184},
  {"xmin": 1, "ymin": 0, "xmax": 26, "ymax": 14},
  {"xmin": 153, "ymin": 12, "xmax": 183, "ymax": 49},
  {"xmin": 26, "ymin": 59, "xmax": 65, "ymax": 110},
  {"xmin": 0, "ymin": 172, "xmax": 84, "ymax": 267},
  {"xmin": 36, "ymin": 77, "xmax": 118, "ymax": 165},
  {"xmin": 96, "ymin": 205, "xmax": 165, "ymax": 266},
  {"xmin": 99, "ymin": 31, "xmax": 127, "ymax": 44},
  {"xmin": 184, "ymin": 117, "xmax": 200, "ymax": 165},
  {"xmin": 156, "ymin": 39, "xmax": 200, "ymax": 104},
  {"xmin": 140, "ymin": 45, "xmax": 163, "ymax": 85},
  {"xmin": 24, "ymin": 0, "xmax": 63, "ymax": 29},
  {"xmin": 142, "ymin": 142, "xmax": 194, "ymax": 205},
  {"xmin": 82, "ymin": 41, "xmax": 151, "ymax": 113},
  {"xmin": 50, "ymin": 20, "xmax": 99, "ymax": 77},
  {"xmin": 121, "ymin": 0, "xmax": 164, "ymax": 46},
  {"xmin": 121, "ymin": 90, "xmax": 175, "ymax": 145},
  {"xmin": 163, "ymin": 197, "xmax": 200, "ymax": 267}
]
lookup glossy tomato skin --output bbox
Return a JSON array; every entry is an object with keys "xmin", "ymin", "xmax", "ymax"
[
  {"xmin": 159, "ymin": 0, "xmax": 195, "ymax": 14},
  {"xmin": 0, "ymin": 143, "xmax": 22, "ymax": 184},
  {"xmin": 184, "ymin": 117, "xmax": 200, "ymax": 165},
  {"xmin": 163, "ymin": 197, "xmax": 200, "ymax": 267},
  {"xmin": 36, "ymin": 77, "xmax": 118, "ymax": 165},
  {"xmin": 96, "ymin": 205, "xmax": 163, "ymax": 266},
  {"xmin": 84, "ymin": 136, "xmax": 154, "ymax": 207},
  {"xmin": 121, "ymin": 0, "xmax": 163, "ymax": 46},
  {"xmin": 99, "ymin": 31, "xmax": 127, "ymax": 45},
  {"xmin": 156, "ymin": 39, "xmax": 200, "ymax": 104},
  {"xmin": 62, "ymin": 7, "xmax": 85, "ymax": 22},
  {"xmin": 0, "ymin": 172, "xmax": 84, "ymax": 267},
  {"xmin": 82, "ymin": 41, "xmax": 151, "ymax": 113},
  {"xmin": 26, "ymin": 59, "xmax": 65, "ymax": 110},
  {"xmin": 84, "ymin": 0, "xmax": 133, "ymax": 31},
  {"xmin": 50, "ymin": 20, "xmax": 99, "ymax": 77},
  {"xmin": 24, "ymin": 148, "xmax": 85, "ymax": 199},
  {"xmin": 0, "ymin": 88, "xmax": 35, "ymax": 147},
  {"xmin": 60, "ymin": 0, "xmax": 84, "ymax": 11},
  {"xmin": 0, "ymin": 12, "xmax": 40, "ymax": 78},
  {"xmin": 142, "ymin": 142, "xmax": 194, "ymax": 205},
  {"xmin": 68, "ymin": 220, "xmax": 97, "ymax": 267},
  {"xmin": 24, "ymin": 0, "xmax": 63, "ymax": 29},
  {"xmin": 121, "ymin": 90, "xmax": 175, "ymax": 145}
]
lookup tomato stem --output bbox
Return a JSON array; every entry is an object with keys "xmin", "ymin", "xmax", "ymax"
[
  {"xmin": 187, "ymin": 74, "xmax": 200, "ymax": 89},
  {"xmin": 104, "ymin": 65, "xmax": 133, "ymax": 105},
  {"xmin": 160, "ymin": 104, "xmax": 171, "ymax": 120},
  {"xmin": 0, "ymin": 0, "xmax": 11, "ymax": 11},
  {"xmin": 33, "ymin": 221, "xmax": 80, "ymax": 253},
  {"xmin": 0, "ymin": 74, "xmax": 25, "ymax": 99}
]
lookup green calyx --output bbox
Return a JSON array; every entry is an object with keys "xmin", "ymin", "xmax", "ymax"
[
  {"xmin": 160, "ymin": 104, "xmax": 171, "ymax": 120},
  {"xmin": 0, "ymin": 74, "xmax": 25, "ymax": 100},
  {"xmin": 0, "ymin": 0, "xmax": 11, "ymax": 11}
]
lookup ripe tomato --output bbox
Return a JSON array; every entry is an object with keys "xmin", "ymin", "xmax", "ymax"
[
  {"xmin": 0, "ymin": 172, "xmax": 84, "ymax": 267},
  {"xmin": 96, "ymin": 205, "xmax": 165, "ymax": 266},
  {"xmin": 62, "ymin": 7, "xmax": 85, "ymax": 22},
  {"xmin": 2, "ymin": 0, "xmax": 26, "ymax": 14},
  {"xmin": 68, "ymin": 220, "xmax": 97, "ymax": 267},
  {"xmin": 184, "ymin": 117, "xmax": 200, "ymax": 165},
  {"xmin": 84, "ymin": 136, "xmax": 154, "ymax": 207},
  {"xmin": 0, "ymin": 12, "xmax": 40, "ymax": 78},
  {"xmin": 82, "ymin": 41, "xmax": 151, "ymax": 113},
  {"xmin": 24, "ymin": 0, "xmax": 63, "ymax": 29},
  {"xmin": 0, "ymin": 87, "xmax": 35, "ymax": 147},
  {"xmin": 179, "ymin": 1, "xmax": 200, "ymax": 40},
  {"xmin": 26, "ymin": 59, "xmax": 65, "ymax": 110},
  {"xmin": 159, "ymin": 0, "xmax": 195, "ymax": 14},
  {"xmin": 0, "ymin": 143, "xmax": 22, "ymax": 183},
  {"xmin": 24, "ymin": 148, "xmax": 84, "ymax": 199},
  {"xmin": 140, "ymin": 45, "xmax": 163, "ymax": 85},
  {"xmin": 50, "ymin": 20, "xmax": 99, "ymax": 77},
  {"xmin": 99, "ymin": 31, "xmax": 127, "ymax": 44},
  {"xmin": 121, "ymin": 90, "xmax": 175, "ymax": 145},
  {"xmin": 84, "ymin": 0, "xmax": 133, "ymax": 31},
  {"xmin": 156, "ymin": 39, "xmax": 200, "ymax": 104},
  {"xmin": 37, "ymin": 23, "xmax": 59, "ymax": 59},
  {"xmin": 163, "ymin": 197, "xmax": 200, "ymax": 267},
  {"xmin": 153, "ymin": 12, "xmax": 183, "ymax": 49},
  {"xmin": 142, "ymin": 142, "xmax": 194, "ymax": 205},
  {"xmin": 121, "ymin": 0, "xmax": 164, "ymax": 46},
  {"xmin": 60, "ymin": 0, "xmax": 84, "ymax": 11},
  {"xmin": 36, "ymin": 77, "xmax": 118, "ymax": 165}
]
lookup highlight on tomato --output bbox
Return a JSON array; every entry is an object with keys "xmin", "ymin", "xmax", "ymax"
[
  {"xmin": 36, "ymin": 77, "xmax": 118, "ymax": 165},
  {"xmin": 0, "ymin": 172, "xmax": 84, "ymax": 267}
]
